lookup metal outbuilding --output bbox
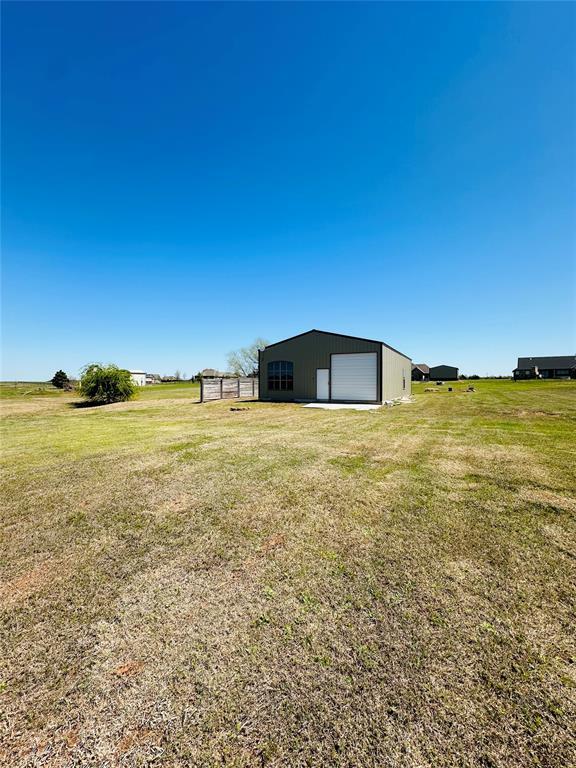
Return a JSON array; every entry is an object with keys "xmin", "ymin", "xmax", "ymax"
[
  {"xmin": 258, "ymin": 330, "xmax": 411, "ymax": 404},
  {"xmin": 429, "ymin": 365, "xmax": 459, "ymax": 381}
]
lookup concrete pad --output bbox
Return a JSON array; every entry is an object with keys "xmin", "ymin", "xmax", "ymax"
[{"xmin": 302, "ymin": 403, "xmax": 381, "ymax": 411}]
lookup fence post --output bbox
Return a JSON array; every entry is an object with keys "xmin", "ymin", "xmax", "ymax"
[
  {"xmin": 200, "ymin": 378, "xmax": 204, "ymax": 403},
  {"xmin": 220, "ymin": 378, "xmax": 223, "ymax": 399}
]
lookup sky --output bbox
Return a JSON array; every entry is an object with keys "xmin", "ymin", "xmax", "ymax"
[{"xmin": 1, "ymin": 1, "xmax": 575, "ymax": 380}]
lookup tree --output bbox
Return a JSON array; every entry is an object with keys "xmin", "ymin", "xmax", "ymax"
[
  {"xmin": 227, "ymin": 338, "xmax": 268, "ymax": 376},
  {"xmin": 174, "ymin": 370, "xmax": 182, "ymax": 381},
  {"xmin": 51, "ymin": 370, "xmax": 69, "ymax": 389},
  {"xmin": 79, "ymin": 364, "xmax": 136, "ymax": 404}
]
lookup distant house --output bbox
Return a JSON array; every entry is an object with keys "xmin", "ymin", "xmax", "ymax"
[
  {"xmin": 411, "ymin": 364, "xmax": 430, "ymax": 382},
  {"xmin": 129, "ymin": 370, "xmax": 146, "ymax": 386},
  {"xmin": 513, "ymin": 356, "xmax": 576, "ymax": 380},
  {"xmin": 145, "ymin": 373, "xmax": 161, "ymax": 385},
  {"xmin": 201, "ymin": 368, "xmax": 235, "ymax": 378},
  {"xmin": 429, "ymin": 365, "xmax": 458, "ymax": 381}
]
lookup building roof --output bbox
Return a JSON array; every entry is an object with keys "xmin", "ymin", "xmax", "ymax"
[
  {"xmin": 412, "ymin": 363, "xmax": 429, "ymax": 373},
  {"xmin": 129, "ymin": 370, "xmax": 146, "ymax": 374},
  {"xmin": 516, "ymin": 356, "xmax": 576, "ymax": 370},
  {"xmin": 263, "ymin": 329, "xmax": 411, "ymax": 361},
  {"xmin": 430, "ymin": 364, "xmax": 458, "ymax": 370}
]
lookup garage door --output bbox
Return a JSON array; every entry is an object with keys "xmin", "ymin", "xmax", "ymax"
[{"xmin": 330, "ymin": 353, "xmax": 378, "ymax": 401}]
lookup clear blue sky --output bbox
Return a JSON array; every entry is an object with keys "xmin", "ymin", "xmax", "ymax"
[{"xmin": 2, "ymin": 2, "xmax": 574, "ymax": 379}]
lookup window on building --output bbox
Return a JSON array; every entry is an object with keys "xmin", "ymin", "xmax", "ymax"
[{"xmin": 268, "ymin": 361, "xmax": 293, "ymax": 391}]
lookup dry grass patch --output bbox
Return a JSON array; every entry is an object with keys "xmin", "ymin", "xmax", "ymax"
[{"xmin": 519, "ymin": 487, "xmax": 576, "ymax": 514}]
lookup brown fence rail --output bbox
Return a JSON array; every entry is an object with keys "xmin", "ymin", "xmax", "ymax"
[{"xmin": 200, "ymin": 377, "xmax": 259, "ymax": 403}]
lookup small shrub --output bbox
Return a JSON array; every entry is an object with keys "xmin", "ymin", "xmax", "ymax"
[
  {"xmin": 51, "ymin": 370, "xmax": 70, "ymax": 389},
  {"xmin": 79, "ymin": 364, "xmax": 135, "ymax": 404}
]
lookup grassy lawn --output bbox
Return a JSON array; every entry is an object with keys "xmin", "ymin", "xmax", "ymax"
[
  {"xmin": 1, "ymin": 380, "xmax": 575, "ymax": 767},
  {"xmin": 0, "ymin": 382, "xmax": 67, "ymax": 399}
]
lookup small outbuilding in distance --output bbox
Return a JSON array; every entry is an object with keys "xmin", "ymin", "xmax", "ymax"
[
  {"xmin": 412, "ymin": 363, "xmax": 459, "ymax": 381},
  {"xmin": 129, "ymin": 370, "xmax": 147, "ymax": 387},
  {"xmin": 429, "ymin": 364, "xmax": 459, "ymax": 381},
  {"xmin": 258, "ymin": 329, "xmax": 411, "ymax": 404}
]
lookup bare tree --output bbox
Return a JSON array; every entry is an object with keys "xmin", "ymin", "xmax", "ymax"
[
  {"xmin": 174, "ymin": 370, "xmax": 182, "ymax": 381},
  {"xmin": 227, "ymin": 338, "xmax": 268, "ymax": 376}
]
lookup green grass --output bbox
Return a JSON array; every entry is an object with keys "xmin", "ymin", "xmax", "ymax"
[
  {"xmin": 137, "ymin": 380, "xmax": 200, "ymax": 399},
  {"xmin": 1, "ymin": 379, "xmax": 575, "ymax": 767},
  {"xmin": 0, "ymin": 380, "xmax": 200, "ymax": 401},
  {"xmin": 0, "ymin": 381, "xmax": 65, "ymax": 398}
]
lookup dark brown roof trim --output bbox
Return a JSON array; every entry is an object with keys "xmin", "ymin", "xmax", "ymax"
[{"xmin": 263, "ymin": 329, "xmax": 412, "ymax": 361}]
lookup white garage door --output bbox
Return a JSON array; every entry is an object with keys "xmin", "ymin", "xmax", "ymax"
[{"xmin": 331, "ymin": 353, "xmax": 378, "ymax": 401}]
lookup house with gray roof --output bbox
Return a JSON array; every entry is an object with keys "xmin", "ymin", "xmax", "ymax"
[
  {"xmin": 411, "ymin": 364, "xmax": 430, "ymax": 382},
  {"xmin": 513, "ymin": 356, "xmax": 576, "ymax": 380}
]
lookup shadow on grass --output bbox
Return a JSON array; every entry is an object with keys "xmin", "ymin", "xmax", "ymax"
[{"xmin": 69, "ymin": 400, "xmax": 111, "ymax": 409}]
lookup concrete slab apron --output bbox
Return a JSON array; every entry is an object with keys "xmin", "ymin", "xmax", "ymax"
[{"xmin": 302, "ymin": 403, "xmax": 382, "ymax": 411}]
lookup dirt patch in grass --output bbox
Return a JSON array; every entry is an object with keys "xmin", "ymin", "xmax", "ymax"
[{"xmin": 0, "ymin": 558, "xmax": 62, "ymax": 607}]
